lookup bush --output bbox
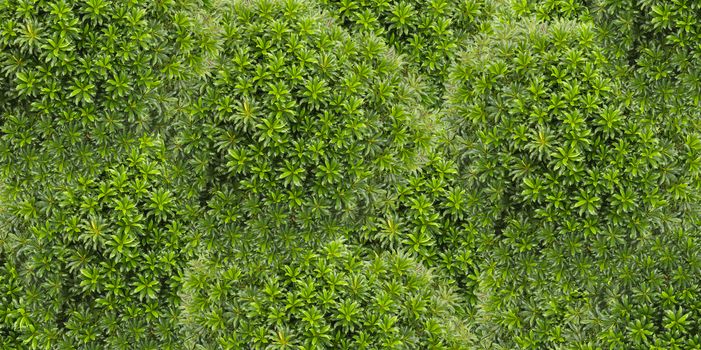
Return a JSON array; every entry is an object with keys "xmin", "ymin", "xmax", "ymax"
[
  {"xmin": 594, "ymin": 0, "xmax": 701, "ymax": 62},
  {"xmin": 354, "ymin": 144, "xmax": 484, "ymax": 309},
  {"xmin": 0, "ymin": 0, "xmax": 700, "ymax": 348},
  {"xmin": 180, "ymin": 238, "xmax": 469, "ymax": 349},
  {"xmin": 318, "ymin": 0, "xmax": 493, "ymax": 105},
  {"xmin": 447, "ymin": 17, "xmax": 701, "ymax": 348},
  {"xmin": 0, "ymin": 135, "xmax": 206, "ymax": 348},
  {"xmin": 0, "ymin": 0, "xmax": 213, "ymax": 347},
  {"xmin": 510, "ymin": 0, "xmax": 592, "ymax": 21},
  {"xmin": 173, "ymin": 0, "xmax": 434, "ymax": 253}
]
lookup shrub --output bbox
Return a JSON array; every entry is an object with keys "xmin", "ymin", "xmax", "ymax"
[
  {"xmin": 173, "ymin": 0, "xmax": 435, "ymax": 254},
  {"xmin": 510, "ymin": 0, "xmax": 592, "ymax": 21},
  {"xmin": 180, "ymin": 238, "xmax": 470, "ymax": 349},
  {"xmin": 447, "ymin": 17, "xmax": 701, "ymax": 348},
  {"xmin": 318, "ymin": 0, "xmax": 493, "ymax": 106},
  {"xmin": 355, "ymin": 143, "xmax": 483, "ymax": 309},
  {"xmin": 170, "ymin": 1, "xmax": 476, "ymax": 347},
  {"xmin": 0, "ymin": 0, "xmax": 700, "ymax": 348},
  {"xmin": 594, "ymin": 0, "xmax": 701, "ymax": 62},
  {"xmin": 0, "ymin": 0, "xmax": 213, "ymax": 347},
  {"xmin": 0, "ymin": 135, "xmax": 206, "ymax": 348}
]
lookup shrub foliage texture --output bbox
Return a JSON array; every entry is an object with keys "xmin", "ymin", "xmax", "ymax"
[{"xmin": 0, "ymin": 0, "xmax": 700, "ymax": 349}]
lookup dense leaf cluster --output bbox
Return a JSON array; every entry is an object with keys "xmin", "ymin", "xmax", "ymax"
[
  {"xmin": 318, "ymin": 0, "xmax": 493, "ymax": 105},
  {"xmin": 188, "ymin": 0, "xmax": 430, "ymax": 189},
  {"xmin": 0, "ymin": 0, "xmax": 210, "ymax": 347},
  {"xmin": 2, "ymin": 138, "xmax": 201, "ymax": 348},
  {"xmin": 181, "ymin": 239, "xmax": 468, "ymax": 349},
  {"xmin": 447, "ymin": 12, "xmax": 701, "ymax": 350},
  {"xmin": 174, "ymin": 0, "xmax": 435, "ymax": 262},
  {"xmin": 0, "ymin": 0, "xmax": 700, "ymax": 348},
  {"xmin": 511, "ymin": 0, "xmax": 592, "ymax": 20},
  {"xmin": 169, "ymin": 1, "xmax": 475, "ymax": 347}
]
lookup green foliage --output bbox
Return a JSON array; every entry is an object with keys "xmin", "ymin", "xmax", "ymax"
[
  {"xmin": 180, "ymin": 238, "xmax": 469, "ymax": 349},
  {"xmin": 318, "ymin": 0, "xmax": 493, "ymax": 105},
  {"xmin": 0, "ymin": 0, "xmax": 213, "ymax": 347},
  {"xmin": 0, "ymin": 258, "xmax": 22, "ymax": 348},
  {"xmin": 595, "ymin": 0, "xmax": 701, "ymax": 62},
  {"xmin": 0, "ymin": 0, "xmax": 700, "ymax": 348},
  {"xmin": 448, "ymin": 17, "xmax": 701, "ymax": 348},
  {"xmin": 1, "ymin": 136, "xmax": 204, "ymax": 348},
  {"xmin": 355, "ymin": 144, "xmax": 483, "ymax": 309},
  {"xmin": 510, "ymin": 0, "xmax": 592, "ymax": 20},
  {"xmin": 592, "ymin": 1, "xmax": 701, "ymax": 158},
  {"xmin": 449, "ymin": 18, "xmax": 695, "ymax": 226},
  {"xmin": 174, "ymin": 0, "xmax": 434, "ymax": 253}
]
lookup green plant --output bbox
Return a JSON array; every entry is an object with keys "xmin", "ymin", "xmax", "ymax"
[
  {"xmin": 447, "ymin": 17, "xmax": 701, "ymax": 348},
  {"xmin": 511, "ymin": 0, "xmax": 592, "ymax": 20},
  {"xmin": 0, "ymin": 0, "xmax": 214, "ymax": 347},
  {"xmin": 172, "ymin": 0, "xmax": 434, "ymax": 256},
  {"xmin": 180, "ymin": 238, "xmax": 470, "ymax": 349},
  {"xmin": 318, "ymin": 0, "xmax": 493, "ymax": 106},
  {"xmin": 1, "ymin": 0, "xmax": 700, "ymax": 348},
  {"xmin": 0, "ymin": 135, "xmax": 206, "ymax": 348}
]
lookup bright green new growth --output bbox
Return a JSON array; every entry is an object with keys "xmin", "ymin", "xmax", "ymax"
[
  {"xmin": 0, "ymin": 0, "xmax": 700, "ymax": 349},
  {"xmin": 174, "ymin": 0, "xmax": 434, "ymax": 252},
  {"xmin": 173, "ymin": 0, "xmax": 459, "ymax": 347},
  {"xmin": 181, "ymin": 239, "xmax": 469, "ymax": 349},
  {"xmin": 2, "ymin": 138, "xmax": 202, "ymax": 349},
  {"xmin": 318, "ymin": 0, "xmax": 493, "ymax": 106},
  {"xmin": 447, "ymin": 16, "xmax": 701, "ymax": 349},
  {"xmin": 510, "ymin": 0, "xmax": 592, "ymax": 20},
  {"xmin": 0, "ymin": 0, "xmax": 212, "ymax": 347}
]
